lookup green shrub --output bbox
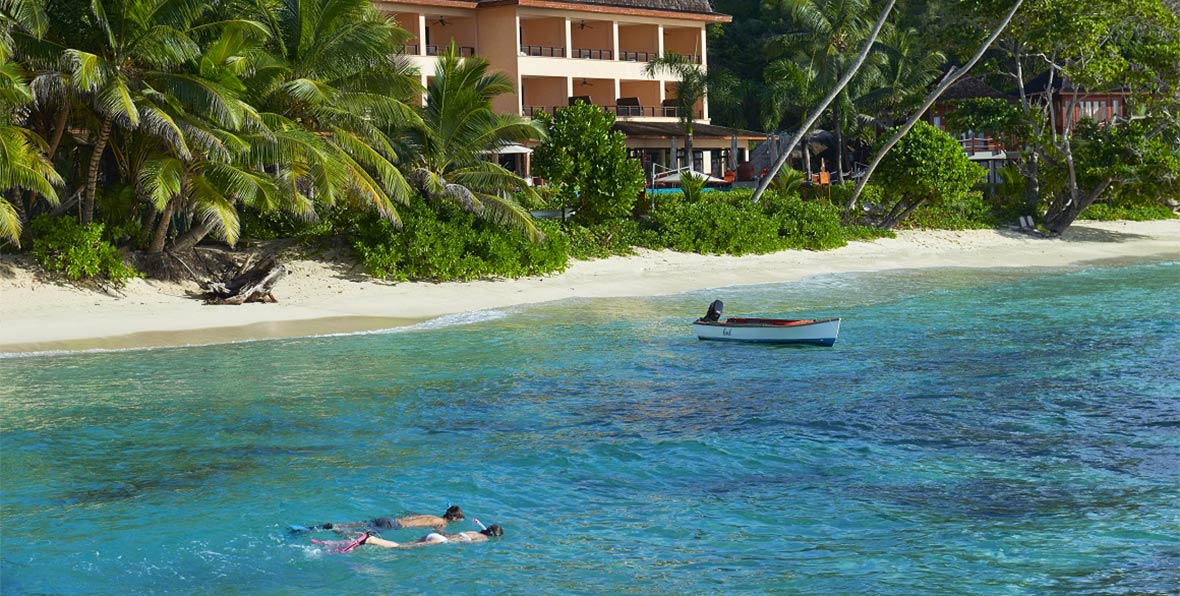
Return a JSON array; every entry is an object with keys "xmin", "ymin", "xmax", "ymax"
[
  {"xmin": 901, "ymin": 189, "xmax": 997, "ymax": 230},
  {"xmin": 562, "ymin": 218, "xmax": 659, "ymax": 260},
  {"xmin": 1079, "ymin": 202, "xmax": 1178, "ymax": 221},
  {"xmin": 874, "ymin": 121, "xmax": 987, "ymax": 228},
  {"xmin": 532, "ymin": 103, "xmax": 646, "ymax": 223},
  {"xmin": 30, "ymin": 216, "xmax": 139, "ymax": 284},
  {"xmin": 351, "ymin": 202, "xmax": 569, "ymax": 281},
  {"xmin": 841, "ymin": 224, "xmax": 895, "ymax": 242},
  {"xmin": 651, "ymin": 201, "xmax": 784, "ymax": 255},
  {"xmin": 761, "ymin": 192, "xmax": 847, "ymax": 250}
]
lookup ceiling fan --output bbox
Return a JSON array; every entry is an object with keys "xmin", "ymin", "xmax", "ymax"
[
  {"xmin": 431, "ymin": 16, "xmax": 448, "ymax": 27},
  {"xmin": 577, "ymin": 78, "xmax": 594, "ymax": 86},
  {"xmin": 577, "ymin": 20, "xmax": 593, "ymax": 30}
]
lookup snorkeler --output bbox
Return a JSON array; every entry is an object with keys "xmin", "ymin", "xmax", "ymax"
[
  {"xmin": 295, "ymin": 505, "xmax": 465, "ymax": 533},
  {"xmin": 357, "ymin": 524, "xmax": 503, "ymax": 549}
]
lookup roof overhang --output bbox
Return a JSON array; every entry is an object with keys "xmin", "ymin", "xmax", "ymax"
[
  {"xmin": 479, "ymin": 0, "xmax": 732, "ymax": 22},
  {"xmin": 613, "ymin": 121, "xmax": 763, "ymax": 140}
]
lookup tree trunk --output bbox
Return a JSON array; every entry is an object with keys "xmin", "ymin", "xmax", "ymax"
[
  {"xmin": 843, "ymin": 0, "xmax": 1025, "ymax": 217},
  {"xmin": 881, "ymin": 197, "xmax": 929, "ymax": 229},
  {"xmin": 803, "ymin": 142, "xmax": 813, "ymax": 178},
  {"xmin": 170, "ymin": 217, "xmax": 213, "ymax": 253},
  {"xmin": 147, "ymin": 198, "xmax": 177, "ymax": 254},
  {"xmin": 203, "ymin": 256, "xmax": 288, "ymax": 305},
  {"xmin": 47, "ymin": 104, "xmax": 69, "ymax": 160},
  {"xmin": 82, "ymin": 116, "xmax": 114, "ymax": 225},
  {"xmin": 833, "ymin": 94, "xmax": 845, "ymax": 185},
  {"xmin": 752, "ymin": 0, "xmax": 896, "ymax": 204},
  {"xmin": 1043, "ymin": 179, "xmax": 1112, "ymax": 234}
]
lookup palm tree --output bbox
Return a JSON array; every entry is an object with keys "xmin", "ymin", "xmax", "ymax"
[
  {"xmin": 767, "ymin": 0, "xmax": 877, "ymax": 183},
  {"xmin": 404, "ymin": 43, "xmax": 545, "ymax": 241},
  {"xmin": 855, "ymin": 27, "xmax": 945, "ymax": 127},
  {"xmin": 751, "ymin": 0, "xmax": 896, "ymax": 204},
  {"xmin": 1, "ymin": 0, "xmax": 60, "ymax": 245},
  {"xmin": 643, "ymin": 52, "xmax": 729, "ymax": 170},
  {"xmin": 761, "ymin": 58, "xmax": 825, "ymax": 175},
  {"xmin": 43, "ymin": 0, "xmax": 252, "ymax": 225},
  {"xmin": 241, "ymin": 0, "xmax": 421, "ymax": 226}
]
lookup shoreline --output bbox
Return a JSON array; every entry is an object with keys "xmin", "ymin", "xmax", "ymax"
[{"xmin": 2, "ymin": 219, "xmax": 1177, "ymax": 354}]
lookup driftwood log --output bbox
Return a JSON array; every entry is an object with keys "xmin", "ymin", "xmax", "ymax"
[{"xmin": 203, "ymin": 256, "xmax": 288, "ymax": 305}]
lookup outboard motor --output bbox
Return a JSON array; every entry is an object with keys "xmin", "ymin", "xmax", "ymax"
[{"xmin": 702, "ymin": 300, "xmax": 723, "ymax": 322}]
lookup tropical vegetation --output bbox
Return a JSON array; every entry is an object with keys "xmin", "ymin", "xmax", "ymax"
[{"xmin": 2, "ymin": 0, "xmax": 1177, "ymax": 286}]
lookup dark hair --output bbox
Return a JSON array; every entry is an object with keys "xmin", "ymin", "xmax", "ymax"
[
  {"xmin": 480, "ymin": 524, "xmax": 503, "ymax": 537},
  {"xmin": 443, "ymin": 505, "xmax": 465, "ymax": 521}
]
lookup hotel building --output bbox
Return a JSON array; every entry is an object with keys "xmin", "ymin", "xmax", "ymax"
[{"xmin": 373, "ymin": 0, "xmax": 759, "ymax": 178}]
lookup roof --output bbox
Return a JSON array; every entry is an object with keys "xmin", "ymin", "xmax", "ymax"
[
  {"xmin": 940, "ymin": 76, "xmax": 1008, "ymax": 101},
  {"xmin": 477, "ymin": 0, "xmax": 730, "ymax": 20},
  {"xmin": 613, "ymin": 120, "xmax": 763, "ymax": 140},
  {"xmin": 1024, "ymin": 71, "xmax": 1131, "ymax": 95}
]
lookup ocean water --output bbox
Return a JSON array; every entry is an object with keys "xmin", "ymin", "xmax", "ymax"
[{"xmin": 2, "ymin": 261, "xmax": 1178, "ymax": 595}]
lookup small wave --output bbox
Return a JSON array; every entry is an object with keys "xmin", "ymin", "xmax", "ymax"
[{"xmin": 307, "ymin": 309, "xmax": 511, "ymax": 339}]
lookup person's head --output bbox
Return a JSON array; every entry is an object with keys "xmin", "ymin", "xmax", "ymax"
[
  {"xmin": 480, "ymin": 524, "xmax": 503, "ymax": 537},
  {"xmin": 443, "ymin": 505, "xmax": 465, "ymax": 521}
]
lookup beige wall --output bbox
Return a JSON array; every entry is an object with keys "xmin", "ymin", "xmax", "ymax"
[
  {"xmin": 571, "ymin": 78, "xmax": 612, "ymax": 105},
  {"xmin": 477, "ymin": 5, "xmax": 522, "ymax": 115},
  {"xmin": 619, "ymin": 80, "xmax": 660, "ymax": 108},
  {"xmin": 388, "ymin": 11, "xmax": 422, "ymax": 50},
  {"xmin": 664, "ymin": 26, "xmax": 702, "ymax": 59},
  {"xmin": 521, "ymin": 76, "xmax": 568, "ymax": 111},
  {"xmin": 570, "ymin": 19, "xmax": 612, "ymax": 54},
  {"xmin": 618, "ymin": 23, "xmax": 658, "ymax": 55},
  {"xmin": 521, "ymin": 16, "xmax": 565, "ymax": 49},
  {"xmin": 425, "ymin": 16, "xmax": 478, "ymax": 52}
]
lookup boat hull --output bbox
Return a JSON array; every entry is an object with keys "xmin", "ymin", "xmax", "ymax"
[{"xmin": 693, "ymin": 318, "xmax": 841, "ymax": 346}]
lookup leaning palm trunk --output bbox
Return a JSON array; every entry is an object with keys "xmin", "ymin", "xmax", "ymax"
[
  {"xmin": 843, "ymin": 0, "xmax": 1024, "ymax": 217},
  {"xmin": 148, "ymin": 197, "xmax": 177, "ymax": 254},
  {"xmin": 170, "ymin": 217, "xmax": 213, "ymax": 253},
  {"xmin": 752, "ymin": 0, "xmax": 896, "ymax": 205},
  {"xmin": 82, "ymin": 116, "xmax": 113, "ymax": 224}
]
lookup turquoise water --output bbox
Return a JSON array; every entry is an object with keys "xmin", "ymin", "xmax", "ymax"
[{"xmin": 2, "ymin": 262, "xmax": 1178, "ymax": 595}]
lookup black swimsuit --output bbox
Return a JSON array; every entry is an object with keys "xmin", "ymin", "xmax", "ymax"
[{"xmin": 370, "ymin": 517, "xmax": 399, "ymax": 530}]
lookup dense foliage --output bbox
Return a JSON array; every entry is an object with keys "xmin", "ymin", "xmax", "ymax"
[
  {"xmin": 3, "ymin": 0, "xmax": 1176, "ymax": 287},
  {"xmin": 29, "ymin": 216, "xmax": 139, "ymax": 283},
  {"xmin": 350, "ymin": 201, "xmax": 568, "ymax": 281},
  {"xmin": 531, "ymin": 103, "xmax": 645, "ymax": 224},
  {"xmin": 873, "ymin": 121, "xmax": 988, "ymax": 228}
]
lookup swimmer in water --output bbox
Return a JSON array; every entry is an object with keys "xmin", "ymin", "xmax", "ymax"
[
  {"xmin": 303, "ymin": 505, "xmax": 464, "ymax": 533},
  {"xmin": 358, "ymin": 524, "xmax": 504, "ymax": 549}
]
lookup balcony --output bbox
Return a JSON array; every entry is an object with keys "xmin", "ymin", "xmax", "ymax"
[
  {"xmin": 521, "ymin": 45, "xmax": 565, "ymax": 58},
  {"xmin": 522, "ymin": 102, "xmax": 701, "ymax": 120}
]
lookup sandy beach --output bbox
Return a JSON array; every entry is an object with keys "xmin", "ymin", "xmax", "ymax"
[{"xmin": 1, "ymin": 219, "xmax": 1177, "ymax": 353}]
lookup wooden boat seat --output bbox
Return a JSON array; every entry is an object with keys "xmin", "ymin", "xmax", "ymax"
[{"xmin": 725, "ymin": 318, "xmax": 817, "ymax": 326}]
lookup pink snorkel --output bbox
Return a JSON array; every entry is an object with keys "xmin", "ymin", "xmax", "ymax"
[{"xmin": 472, "ymin": 518, "xmax": 487, "ymax": 531}]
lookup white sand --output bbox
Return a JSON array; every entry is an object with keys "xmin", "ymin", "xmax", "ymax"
[{"xmin": 2, "ymin": 219, "xmax": 1177, "ymax": 353}]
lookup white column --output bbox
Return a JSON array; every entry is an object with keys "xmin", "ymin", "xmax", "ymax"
[
  {"xmin": 699, "ymin": 26, "xmax": 708, "ymax": 66},
  {"xmin": 700, "ymin": 27, "xmax": 709, "ymax": 121},
  {"xmin": 517, "ymin": 74, "xmax": 524, "ymax": 115},
  {"xmin": 418, "ymin": 14, "xmax": 427, "ymax": 55},
  {"xmin": 612, "ymin": 21, "xmax": 620, "ymax": 61},
  {"xmin": 564, "ymin": 18, "xmax": 572, "ymax": 58},
  {"xmin": 614, "ymin": 79, "xmax": 621, "ymax": 106},
  {"xmin": 657, "ymin": 25, "xmax": 664, "ymax": 57}
]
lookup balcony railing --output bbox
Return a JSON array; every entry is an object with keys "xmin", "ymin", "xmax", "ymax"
[
  {"xmin": 521, "ymin": 45, "xmax": 565, "ymax": 57},
  {"xmin": 425, "ymin": 44, "xmax": 476, "ymax": 57},
  {"xmin": 572, "ymin": 48, "xmax": 612, "ymax": 60},
  {"xmin": 516, "ymin": 47, "xmax": 703, "ymax": 63},
  {"xmin": 523, "ymin": 104, "xmax": 702, "ymax": 119},
  {"xmin": 619, "ymin": 50, "xmax": 658, "ymax": 62}
]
